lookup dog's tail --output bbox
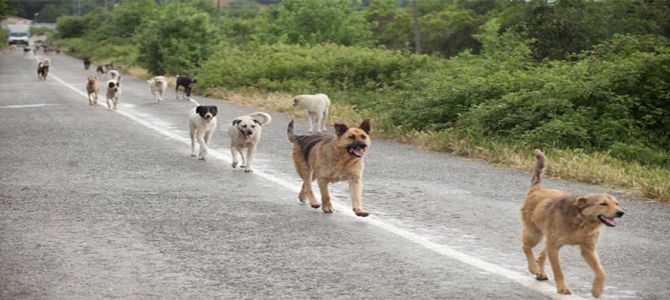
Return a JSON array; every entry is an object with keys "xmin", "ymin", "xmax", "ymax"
[
  {"xmin": 188, "ymin": 97, "xmax": 200, "ymax": 107},
  {"xmin": 287, "ymin": 119, "xmax": 297, "ymax": 143},
  {"xmin": 531, "ymin": 148, "xmax": 545, "ymax": 187}
]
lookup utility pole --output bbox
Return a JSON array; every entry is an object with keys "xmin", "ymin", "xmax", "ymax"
[{"xmin": 412, "ymin": 0, "xmax": 421, "ymax": 54}]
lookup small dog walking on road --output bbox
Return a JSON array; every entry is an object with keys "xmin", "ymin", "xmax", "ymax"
[
  {"xmin": 287, "ymin": 119, "xmax": 371, "ymax": 217},
  {"xmin": 96, "ymin": 63, "xmax": 113, "ymax": 78},
  {"xmin": 105, "ymin": 80, "xmax": 121, "ymax": 110},
  {"xmin": 292, "ymin": 93, "xmax": 331, "ymax": 133},
  {"xmin": 86, "ymin": 75, "xmax": 100, "ymax": 105},
  {"xmin": 228, "ymin": 112, "xmax": 272, "ymax": 173},
  {"xmin": 37, "ymin": 58, "xmax": 50, "ymax": 80},
  {"xmin": 147, "ymin": 76, "xmax": 168, "ymax": 103},
  {"xmin": 188, "ymin": 98, "xmax": 218, "ymax": 160},
  {"xmin": 108, "ymin": 69, "xmax": 121, "ymax": 82},
  {"xmin": 83, "ymin": 57, "xmax": 91, "ymax": 70},
  {"xmin": 521, "ymin": 149, "xmax": 625, "ymax": 298},
  {"xmin": 176, "ymin": 75, "xmax": 197, "ymax": 100}
]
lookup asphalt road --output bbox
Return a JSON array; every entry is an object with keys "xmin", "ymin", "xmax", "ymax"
[{"xmin": 1, "ymin": 48, "xmax": 668, "ymax": 299}]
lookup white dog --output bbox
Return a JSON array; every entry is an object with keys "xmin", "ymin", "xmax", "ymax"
[
  {"xmin": 108, "ymin": 69, "xmax": 121, "ymax": 82},
  {"xmin": 147, "ymin": 76, "xmax": 168, "ymax": 103},
  {"xmin": 188, "ymin": 98, "xmax": 218, "ymax": 160},
  {"xmin": 292, "ymin": 94, "xmax": 331, "ymax": 132},
  {"xmin": 228, "ymin": 112, "xmax": 272, "ymax": 172},
  {"xmin": 105, "ymin": 80, "xmax": 121, "ymax": 110}
]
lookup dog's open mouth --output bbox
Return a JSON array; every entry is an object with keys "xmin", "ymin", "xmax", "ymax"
[
  {"xmin": 347, "ymin": 144, "xmax": 367, "ymax": 158},
  {"xmin": 598, "ymin": 215, "xmax": 619, "ymax": 227}
]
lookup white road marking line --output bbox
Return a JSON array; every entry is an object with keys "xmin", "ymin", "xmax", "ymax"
[
  {"xmin": 0, "ymin": 104, "xmax": 59, "ymax": 109},
  {"xmin": 48, "ymin": 71, "xmax": 586, "ymax": 300}
]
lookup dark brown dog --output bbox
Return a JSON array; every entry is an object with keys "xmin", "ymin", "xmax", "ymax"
[
  {"xmin": 287, "ymin": 119, "xmax": 371, "ymax": 217},
  {"xmin": 521, "ymin": 149, "xmax": 625, "ymax": 298}
]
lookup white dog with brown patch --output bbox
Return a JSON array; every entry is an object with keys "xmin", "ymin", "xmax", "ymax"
[
  {"xmin": 228, "ymin": 112, "xmax": 272, "ymax": 172},
  {"xmin": 292, "ymin": 93, "xmax": 330, "ymax": 132},
  {"xmin": 147, "ymin": 76, "xmax": 168, "ymax": 103}
]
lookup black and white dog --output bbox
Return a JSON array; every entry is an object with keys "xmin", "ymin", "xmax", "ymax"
[
  {"xmin": 37, "ymin": 58, "xmax": 50, "ymax": 80},
  {"xmin": 83, "ymin": 57, "xmax": 91, "ymax": 70},
  {"xmin": 176, "ymin": 75, "xmax": 197, "ymax": 100},
  {"xmin": 188, "ymin": 98, "xmax": 218, "ymax": 160},
  {"xmin": 106, "ymin": 80, "xmax": 121, "ymax": 110}
]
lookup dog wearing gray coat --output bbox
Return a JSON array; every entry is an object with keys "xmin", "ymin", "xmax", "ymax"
[
  {"xmin": 228, "ymin": 112, "xmax": 272, "ymax": 172},
  {"xmin": 292, "ymin": 94, "xmax": 330, "ymax": 132}
]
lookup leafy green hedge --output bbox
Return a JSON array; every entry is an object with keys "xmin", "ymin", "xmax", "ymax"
[{"xmin": 197, "ymin": 43, "xmax": 429, "ymax": 101}]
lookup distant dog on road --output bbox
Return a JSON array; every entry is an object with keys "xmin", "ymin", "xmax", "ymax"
[
  {"xmin": 83, "ymin": 57, "xmax": 91, "ymax": 70},
  {"xmin": 147, "ymin": 76, "xmax": 168, "ymax": 103},
  {"xmin": 188, "ymin": 98, "xmax": 218, "ymax": 160},
  {"xmin": 86, "ymin": 75, "xmax": 100, "ymax": 105},
  {"xmin": 108, "ymin": 69, "xmax": 121, "ymax": 82},
  {"xmin": 521, "ymin": 149, "xmax": 625, "ymax": 298},
  {"xmin": 37, "ymin": 58, "xmax": 50, "ymax": 80},
  {"xmin": 105, "ymin": 80, "xmax": 121, "ymax": 110},
  {"xmin": 176, "ymin": 75, "xmax": 197, "ymax": 100},
  {"xmin": 228, "ymin": 112, "xmax": 272, "ymax": 172},
  {"xmin": 292, "ymin": 94, "xmax": 331, "ymax": 132},
  {"xmin": 96, "ymin": 63, "xmax": 113, "ymax": 78},
  {"xmin": 287, "ymin": 119, "xmax": 371, "ymax": 217}
]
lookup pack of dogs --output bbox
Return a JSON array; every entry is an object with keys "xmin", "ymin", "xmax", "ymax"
[{"xmin": 33, "ymin": 55, "xmax": 624, "ymax": 298}]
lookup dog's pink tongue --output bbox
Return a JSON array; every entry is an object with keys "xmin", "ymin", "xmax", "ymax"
[
  {"xmin": 353, "ymin": 148, "xmax": 366, "ymax": 157},
  {"xmin": 245, "ymin": 135, "xmax": 253, "ymax": 142},
  {"xmin": 604, "ymin": 217, "xmax": 617, "ymax": 226}
]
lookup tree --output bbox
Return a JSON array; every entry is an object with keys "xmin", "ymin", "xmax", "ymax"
[
  {"xmin": 135, "ymin": 4, "xmax": 216, "ymax": 75},
  {"xmin": 255, "ymin": 0, "xmax": 373, "ymax": 46}
]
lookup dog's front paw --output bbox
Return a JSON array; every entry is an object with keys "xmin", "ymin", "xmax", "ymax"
[
  {"xmin": 353, "ymin": 209, "xmax": 369, "ymax": 217},
  {"xmin": 557, "ymin": 287, "xmax": 572, "ymax": 295},
  {"xmin": 311, "ymin": 203, "xmax": 321, "ymax": 209},
  {"xmin": 244, "ymin": 168, "xmax": 253, "ymax": 173},
  {"xmin": 322, "ymin": 206, "xmax": 334, "ymax": 213},
  {"xmin": 231, "ymin": 162, "xmax": 238, "ymax": 168},
  {"xmin": 591, "ymin": 280, "xmax": 604, "ymax": 298},
  {"xmin": 199, "ymin": 156, "xmax": 207, "ymax": 161}
]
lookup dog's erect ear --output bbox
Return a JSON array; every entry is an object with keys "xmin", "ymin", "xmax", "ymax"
[
  {"xmin": 575, "ymin": 196, "xmax": 590, "ymax": 209},
  {"xmin": 232, "ymin": 119, "xmax": 241, "ymax": 126},
  {"xmin": 359, "ymin": 119, "xmax": 371, "ymax": 134},
  {"xmin": 334, "ymin": 123, "xmax": 349, "ymax": 136}
]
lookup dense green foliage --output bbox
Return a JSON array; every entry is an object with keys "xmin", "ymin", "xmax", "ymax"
[{"xmin": 54, "ymin": 0, "xmax": 670, "ymax": 168}]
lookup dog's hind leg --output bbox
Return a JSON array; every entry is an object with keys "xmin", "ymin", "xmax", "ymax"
[
  {"xmin": 522, "ymin": 227, "xmax": 546, "ymax": 280},
  {"xmin": 317, "ymin": 178, "xmax": 333, "ymax": 213},
  {"xmin": 321, "ymin": 107, "xmax": 329, "ymax": 132},
  {"xmin": 580, "ymin": 243, "xmax": 605, "ymax": 297}
]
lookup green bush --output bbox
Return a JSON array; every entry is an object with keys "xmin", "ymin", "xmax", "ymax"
[
  {"xmin": 197, "ymin": 43, "xmax": 428, "ymax": 103},
  {"xmin": 134, "ymin": 3, "xmax": 215, "ymax": 75}
]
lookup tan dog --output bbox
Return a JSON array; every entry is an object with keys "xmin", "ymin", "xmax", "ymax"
[
  {"xmin": 228, "ymin": 112, "xmax": 272, "ymax": 173},
  {"xmin": 86, "ymin": 75, "xmax": 99, "ymax": 105},
  {"xmin": 521, "ymin": 149, "xmax": 625, "ymax": 298},
  {"xmin": 287, "ymin": 119, "xmax": 371, "ymax": 217}
]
